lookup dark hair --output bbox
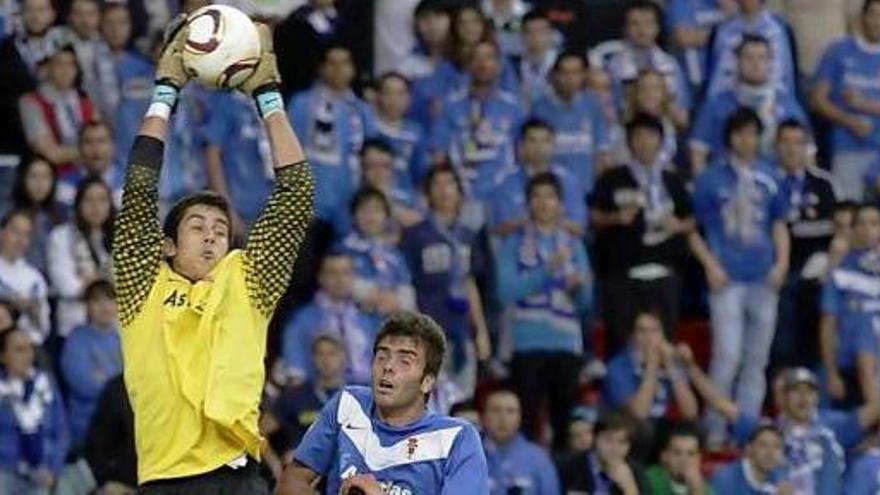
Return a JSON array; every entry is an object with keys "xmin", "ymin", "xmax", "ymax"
[
  {"xmin": 625, "ymin": 0, "xmax": 663, "ymax": 25},
  {"xmin": 595, "ymin": 410, "xmax": 636, "ymax": 441},
  {"xmin": 311, "ymin": 334, "xmax": 344, "ymax": 354},
  {"xmin": 161, "ymin": 191, "xmax": 232, "ymax": 243},
  {"xmin": 855, "ymin": 202, "xmax": 880, "ymax": 220},
  {"xmin": 423, "ymin": 163, "xmax": 464, "ymax": 198},
  {"xmin": 320, "ymin": 42, "xmax": 354, "ymax": 66},
  {"xmin": 320, "ymin": 248, "xmax": 352, "ymax": 270},
  {"xmin": 552, "ymin": 50, "xmax": 588, "ymax": 73},
  {"xmin": 83, "ymin": 278, "xmax": 115, "ymax": 302},
  {"xmin": 373, "ymin": 311, "xmax": 447, "ymax": 379},
  {"xmin": 0, "ymin": 299, "xmax": 20, "ymax": 331},
  {"xmin": 724, "ymin": 106, "xmax": 764, "ymax": 147},
  {"xmin": 522, "ymin": 8, "xmax": 549, "ymax": 27},
  {"xmin": 519, "ymin": 117, "xmax": 554, "ymax": 141},
  {"xmin": 735, "ymin": 33, "xmax": 770, "ymax": 57},
  {"xmin": 525, "ymin": 172, "xmax": 562, "ymax": 202},
  {"xmin": 625, "ymin": 112, "xmax": 665, "ymax": 142},
  {"xmin": 78, "ymin": 120, "xmax": 111, "ymax": 145},
  {"xmin": 748, "ymin": 421, "xmax": 783, "ymax": 444},
  {"xmin": 414, "ymin": 0, "xmax": 450, "ymax": 18},
  {"xmin": 350, "ymin": 186, "xmax": 391, "ymax": 218},
  {"xmin": 0, "ymin": 208, "xmax": 33, "ymax": 230},
  {"xmin": 775, "ymin": 118, "xmax": 807, "ymax": 141},
  {"xmin": 835, "ymin": 200, "xmax": 858, "ymax": 216},
  {"xmin": 660, "ymin": 421, "xmax": 704, "ymax": 452},
  {"xmin": 11, "ymin": 156, "xmax": 63, "ymax": 223},
  {"xmin": 74, "ymin": 176, "xmax": 115, "ymax": 262},
  {"xmin": 360, "ymin": 137, "xmax": 395, "ymax": 159},
  {"xmin": 450, "ymin": 400, "xmax": 478, "ymax": 416},
  {"xmin": 377, "ymin": 72, "xmax": 412, "ymax": 92},
  {"xmin": 863, "ymin": 0, "xmax": 880, "ymax": 14}
]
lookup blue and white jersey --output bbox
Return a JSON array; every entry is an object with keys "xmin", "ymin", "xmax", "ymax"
[
  {"xmin": 429, "ymin": 88, "xmax": 523, "ymax": 201},
  {"xmin": 665, "ymin": 0, "xmax": 728, "ymax": 87},
  {"xmin": 603, "ymin": 41, "xmax": 693, "ymax": 111},
  {"xmin": 293, "ymin": 386, "xmax": 489, "ymax": 495},
  {"xmin": 203, "ymin": 90, "xmax": 272, "ymax": 224},
  {"xmin": 398, "ymin": 48, "xmax": 454, "ymax": 131},
  {"xmin": 530, "ymin": 89, "xmax": 610, "ymax": 192},
  {"xmin": 706, "ymin": 10, "xmax": 796, "ymax": 97},
  {"xmin": 160, "ymin": 84, "xmax": 212, "ymax": 204},
  {"xmin": 690, "ymin": 84, "xmax": 809, "ymax": 161},
  {"xmin": 692, "ymin": 159, "xmax": 787, "ymax": 282},
  {"xmin": 430, "ymin": 59, "xmax": 520, "ymax": 105},
  {"xmin": 603, "ymin": 347, "xmax": 672, "ymax": 419},
  {"xmin": 845, "ymin": 448, "xmax": 880, "ymax": 495},
  {"xmin": 111, "ymin": 51, "xmax": 154, "ymax": 173},
  {"xmin": 822, "ymin": 248, "xmax": 880, "ymax": 369},
  {"xmin": 484, "ymin": 434, "xmax": 560, "ymax": 495},
  {"xmin": 289, "ymin": 85, "xmax": 378, "ymax": 229},
  {"xmin": 376, "ymin": 118, "xmax": 429, "ymax": 193},
  {"xmin": 339, "ymin": 230, "xmax": 413, "ymax": 295},
  {"xmin": 489, "ymin": 165, "xmax": 586, "ymax": 229},
  {"xmin": 814, "ymin": 36, "xmax": 880, "ymax": 153}
]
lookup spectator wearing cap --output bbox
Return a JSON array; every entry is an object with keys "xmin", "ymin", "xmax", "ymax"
[
  {"xmin": 691, "ymin": 107, "xmax": 790, "ymax": 444},
  {"xmin": 481, "ymin": 388, "xmax": 560, "ymax": 495},
  {"xmin": 821, "ymin": 203, "xmax": 880, "ymax": 408},
  {"xmin": 430, "ymin": 40, "xmax": 523, "ymax": 208},
  {"xmin": 705, "ymin": 0, "xmax": 797, "ymax": 98},
  {"xmin": 665, "ymin": 0, "xmax": 735, "ymax": 90},
  {"xmin": 709, "ymin": 424, "xmax": 789, "ymax": 495},
  {"xmin": 512, "ymin": 9, "xmax": 558, "ymax": 107},
  {"xmin": 373, "ymin": 73, "xmax": 430, "ymax": 198},
  {"xmin": 57, "ymin": 121, "xmax": 124, "ymax": 208},
  {"xmin": 358, "ymin": 139, "xmax": 424, "ymax": 229},
  {"xmin": 567, "ymin": 406, "xmax": 598, "ymax": 454},
  {"xmin": 772, "ymin": 120, "xmax": 838, "ymax": 373},
  {"xmin": 645, "ymin": 421, "xmax": 713, "ymax": 495},
  {"xmin": 60, "ymin": 280, "xmax": 121, "ymax": 446},
  {"xmin": 591, "ymin": 114, "xmax": 694, "ymax": 354},
  {"xmin": 601, "ymin": 1, "xmax": 692, "ymax": 115},
  {"xmin": 0, "ymin": 325, "xmax": 69, "ymax": 494},
  {"xmin": 559, "ymin": 410, "xmax": 648, "ymax": 494},
  {"xmin": 690, "ymin": 35, "xmax": 809, "ymax": 173},
  {"xmin": 812, "ymin": 0, "xmax": 880, "ymax": 201},
  {"xmin": 490, "ymin": 118, "xmax": 586, "ymax": 237},
  {"xmin": 497, "ymin": 173, "xmax": 592, "ymax": 451},
  {"xmin": 281, "ymin": 251, "xmax": 379, "ymax": 386},
  {"xmin": 339, "ymin": 187, "xmax": 416, "ymax": 318},
  {"xmin": 0, "ymin": 210, "xmax": 50, "ymax": 345},
  {"xmin": 531, "ymin": 51, "xmax": 610, "ymax": 193},
  {"xmin": 288, "ymin": 44, "xmax": 378, "ymax": 236},
  {"xmin": 268, "ymin": 335, "xmax": 346, "ymax": 451}
]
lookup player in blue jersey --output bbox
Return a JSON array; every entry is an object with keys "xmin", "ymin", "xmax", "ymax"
[{"xmin": 277, "ymin": 311, "xmax": 489, "ymax": 495}]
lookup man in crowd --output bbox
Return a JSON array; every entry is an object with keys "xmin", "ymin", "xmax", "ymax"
[
  {"xmin": 373, "ymin": 72, "xmax": 428, "ymax": 198},
  {"xmin": 514, "ymin": 9, "xmax": 558, "ymax": 106},
  {"xmin": 709, "ymin": 424, "xmax": 789, "ymax": 494},
  {"xmin": 58, "ymin": 120, "xmax": 123, "ymax": 207},
  {"xmin": 645, "ymin": 421, "xmax": 713, "ymax": 495}
]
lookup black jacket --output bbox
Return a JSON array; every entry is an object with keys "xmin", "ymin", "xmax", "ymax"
[{"xmin": 558, "ymin": 451, "xmax": 651, "ymax": 495}]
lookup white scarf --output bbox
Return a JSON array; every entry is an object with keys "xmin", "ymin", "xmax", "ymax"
[{"xmin": 0, "ymin": 369, "xmax": 53, "ymax": 434}]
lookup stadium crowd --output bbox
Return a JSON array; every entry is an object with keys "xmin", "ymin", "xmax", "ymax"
[{"xmin": 2, "ymin": 0, "xmax": 880, "ymax": 493}]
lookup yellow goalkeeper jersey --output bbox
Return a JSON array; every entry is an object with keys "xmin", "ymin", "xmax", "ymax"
[{"xmin": 112, "ymin": 137, "xmax": 313, "ymax": 483}]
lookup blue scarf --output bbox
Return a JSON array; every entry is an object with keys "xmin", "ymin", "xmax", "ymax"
[
  {"xmin": 429, "ymin": 213, "xmax": 472, "ymax": 370},
  {"xmin": 0, "ymin": 369, "xmax": 53, "ymax": 472}
]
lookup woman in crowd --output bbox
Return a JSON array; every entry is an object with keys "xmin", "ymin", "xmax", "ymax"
[{"xmin": 10, "ymin": 157, "xmax": 67, "ymax": 275}]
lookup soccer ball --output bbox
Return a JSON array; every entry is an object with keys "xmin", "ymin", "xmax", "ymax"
[{"xmin": 182, "ymin": 5, "xmax": 261, "ymax": 89}]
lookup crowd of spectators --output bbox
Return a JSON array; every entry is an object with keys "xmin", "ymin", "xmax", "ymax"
[{"xmin": 3, "ymin": 0, "xmax": 880, "ymax": 493}]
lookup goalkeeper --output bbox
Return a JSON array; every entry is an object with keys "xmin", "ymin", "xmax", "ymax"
[{"xmin": 111, "ymin": 19, "xmax": 313, "ymax": 494}]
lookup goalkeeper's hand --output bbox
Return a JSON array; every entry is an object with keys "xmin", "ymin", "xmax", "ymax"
[
  {"xmin": 155, "ymin": 14, "xmax": 190, "ymax": 89},
  {"xmin": 240, "ymin": 23, "xmax": 281, "ymax": 96}
]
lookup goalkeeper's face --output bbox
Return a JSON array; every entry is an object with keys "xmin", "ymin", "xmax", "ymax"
[{"xmin": 165, "ymin": 204, "xmax": 230, "ymax": 281}]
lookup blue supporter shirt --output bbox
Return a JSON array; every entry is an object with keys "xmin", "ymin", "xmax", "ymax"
[
  {"xmin": 665, "ymin": 0, "xmax": 727, "ymax": 87},
  {"xmin": 111, "ymin": 51, "xmax": 154, "ymax": 171},
  {"xmin": 59, "ymin": 324, "xmax": 122, "ymax": 444},
  {"xmin": 710, "ymin": 459, "xmax": 786, "ymax": 495},
  {"xmin": 293, "ymin": 386, "xmax": 489, "ymax": 495},
  {"xmin": 202, "ymin": 90, "xmax": 273, "ymax": 224},
  {"xmin": 603, "ymin": 347, "xmax": 672, "ymax": 419},
  {"xmin": 484, "ymin": 434, "xmax": 560, "ymax": 495},
  {"xmin": 497, "ymin": 225, "xmax": 592, "ymax": 354},
  {"xmin": 398, "ymin": 48, "xmax": 453, "ymax": 131},
  {"xmin": 821, "ymin": 249, "xmax": 880, "ymax": 369},
  {"xmin": 429, "ymin": 88, "xmax": 523, "ymax": 201},
  {"xmin": 845, "ymin": 448, "xmax": 880, "ymax": 494},
  {"xmin": 376, "ymin": 118, "xmax": 429, "ymax": 193},
  {"xmin": 339, "ymin": 230, "xmax": 413, "ymax": 297},
  {"xmin": 288, "ymin": 85, "xmax": 378, "ymax": 232},
  {"xmin": 531, "ymin": 90, "xmax": 609, "ymax": 192},
  {"xmin": 692, "ymin": 159, "xmax": 787, "ymax": 282},
  {"xmin": 281, "ymin": 293, "xmax": 380, "ymax": 385},
  {"xmin": 489, "ymin": 165, "xmax": 586, "ymax": 230},
  {"xmin": 814, "ymin": 36, "xmax": 880, "ymax": 153}
]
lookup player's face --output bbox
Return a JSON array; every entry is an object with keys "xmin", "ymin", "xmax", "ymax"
[
  {"xmin": 321, "ymin": 49, "xmax": 355, "ymax": 91},
  {"xmin": 854, "ymin": 208, "xmax": 880, "ymax": 249},
  {"xmin": 784, "ymin": 383, "xmax": 818, "ymax": 423},
  {"xmin": 519, "ymin": 127, "xmax": 554, "ymax": 167},
  {"xmin": 47, "ymin": 51, "xmax": 78, "ymax": 91},
  {"xmin": 0, "ymin": 329, "xmax": 35, "ymax": 378},
  {"xmin": 528, "ymin": 184, "xmax": 562, "ymax": 225},
  {"xmin": 428, "ymin": 172, "xmax": 462, "ymax": 214},
  {"xmin": 372, "ymin": 336, "xmax": 434, "ymax": 412},
  {"xmin": 628, "ymin": 127, "xmax": 663, "ymax": 165},
  {"xmin": 166, "ymin": 205, "xmax": 230, "ymax": 281},
  {"xmin": 377, "ymin": 77, "xmax": 411, "ymax": 119},
  {"xmin": 469, "ymin": 43, "xmax": 500, "ymax": 85},
  {"xmin": 24, "ymin": 159, "xmax": 54, "ymax": 203},
  {"xmin": 0, "ymin": 214, "xmax": 33, "ymax": 261},
  {"xmin": 625, "ymin": 9, "xmax": 659, "ymax": 48},
  {"xmin": 312, "ymin": 339, "xmax": 346, "ymax": 382},
  {"xmin": 102, "ymin": 6, "xmax": 132, "ymax": 52},
  {"xmin": 87, "ymin": 293, "xmax": 118, "ymax": 328},
  {"xmin": 483, "ymin": 392, "xmax": 522, "ymax": 444},
  {"xmin": 21, "ymin": 0, "xmax": 55, "ymax": 36},
  {"xmin": 361, "ymin": 149, "xmax": 395, "ymax": 190},
  {"xmin": 634, "ymin": 72, "xmax": 666, "ymax": 115},
  {"xmin": 569, "ymin": 420, "xmax": 594, "ymax": 452},
  {"xmin": 354, "ymin": 197, "xmax": 388, "ymax": 238},
  {"xmin": 738, "ymin": 43, "xmax": 770, "ymax": 86},
  {"xmin": 747, "ymin": 431, "xmax": 784, "ymax": 474},
  {"xmin": 78, "ymin": 182, "xmax": 112, "ymax": 228},
  {"xmin": 729, "ymin": 125, "xmax": 761, "ymax": 161},
  {"xmin": 661, "ymin": 436, "xmax": 700, "ymax": 480},
  {"xmin": 80, "ymin": 126, "xmax": 114, "ymax": 173},
  {"xmin": 595, "ymin": 430, "xmax": 631, "ymax": 466},
  {"xmin": 455, "ymin": 8, "xmax": 485, "ymax": 45},
  {"xmin": 70, "ymin": 0, "xmax": 100, "ymax": 38},
  {"xmin": 554, "ymin": 57, "xmax": 586, "ymax": 97},
  {"xmin": 318, "ymin": 256, "xmax": 354, "ymax": 300},
  {"xmin": 865, "ymin": 3, "xmax": 880, "ymax": 42},
  {"xmin": 416, "ymin": 10, "xmax": 451, "ymax": 47},
  {"xmin": 523, "ymin": 19, "xmax": 553, "ymax": 54}
]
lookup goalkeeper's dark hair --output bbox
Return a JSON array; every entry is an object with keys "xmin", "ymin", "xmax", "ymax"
[{"xmin": 162, "ymin": 191, "xmax": 232, "ymax": 243}]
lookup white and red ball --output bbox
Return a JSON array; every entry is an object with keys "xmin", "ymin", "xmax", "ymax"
[{"xmin": 182, "ymin": 5, "xmax": 261, "ymax": 89}]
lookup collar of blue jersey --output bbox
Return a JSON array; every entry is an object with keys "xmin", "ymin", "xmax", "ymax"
[
  {"xmin": 741, "ymin": 458, "xmax": 778, "ymax": 493},
  {"xmin": 549, "ymin": 87, "xmax": 585, "ymax": 107},
  {"xmin": 316, "ymin": 83, "xmax": 356, "ymax": 103},
  {"xmin": 856, "ymin": 35, "xmax": 880, "ymax": 54}
]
